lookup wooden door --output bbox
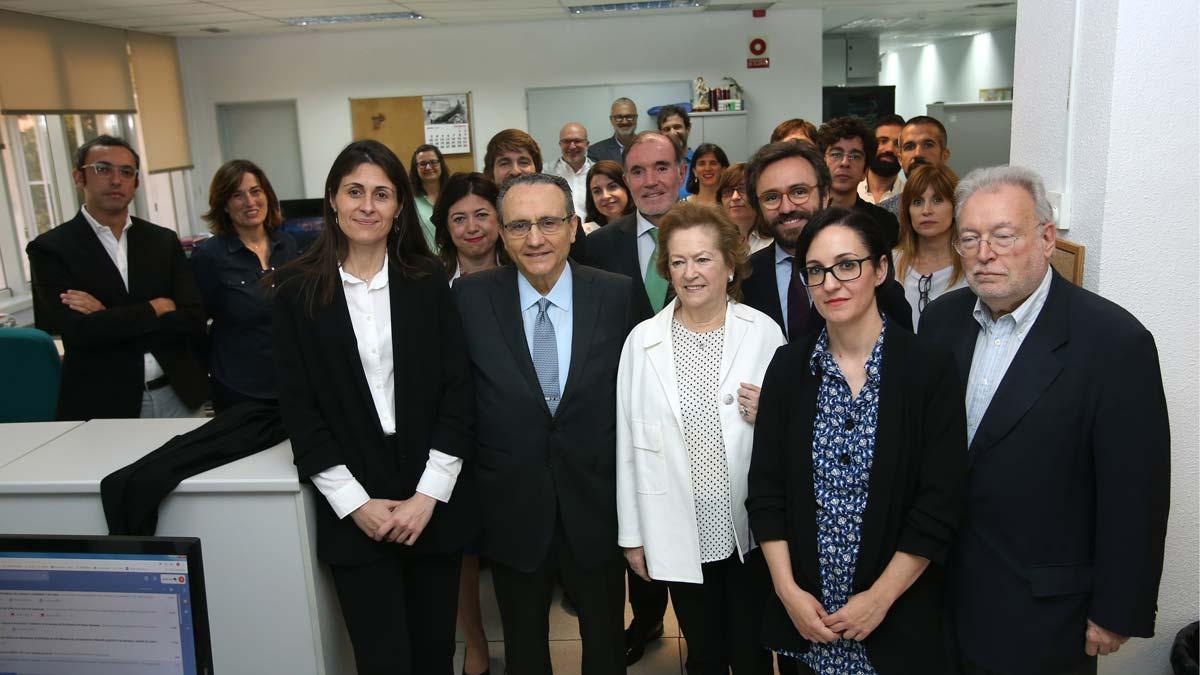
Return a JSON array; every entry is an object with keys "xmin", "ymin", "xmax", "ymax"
[{"xmin": 349, "ymin": 96, "xmax": 476, "ymax": 176}]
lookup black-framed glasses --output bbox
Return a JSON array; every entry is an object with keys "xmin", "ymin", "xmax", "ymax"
[
  {"xmin": 718, "ymin": 184, "xmax": 747, "ymax": 202},
  {"xmin": 80, "ymin": 162, "xmax": 138, "ymax": 180},
  {"xmin": 502, "ymin": 216, "xmax": 571, "ymax": 238},
  {"xmin": 917, "ymin": 273, "xmax": 933, "ymax": 313},
  {"xmin": 610, "ymin": 114, "xmax": 637, "ymax": 122},
  {"xmin": 758, "ymin": 183, "xmax": 817, "ymax": 210},
  {"xmin": 416, "ymin": 160, "xmax": 440, "ymax": 169},
  {"xmin": 801, "ymin": 256, "xmax": 873, "ymax": 287}
]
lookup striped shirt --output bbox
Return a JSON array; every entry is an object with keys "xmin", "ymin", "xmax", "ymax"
[{"xmin": 965, "ymin": 267, "xmax": 1053, "ymax": 445}]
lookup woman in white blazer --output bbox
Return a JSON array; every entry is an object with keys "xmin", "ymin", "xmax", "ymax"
[{"xmin": 617, "ymin": 201, "xmax": 785, "ymax": 675}]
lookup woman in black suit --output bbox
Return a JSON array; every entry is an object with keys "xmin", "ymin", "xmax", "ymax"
[
  {"xmin": 272, "ymin": 140, "xmax": 476, "ymax": 675},
  {"xmin": 747, "ymin": 208, "xmax": 966, "ymax": 675}
]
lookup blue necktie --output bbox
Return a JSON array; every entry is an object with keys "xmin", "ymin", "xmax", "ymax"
[{"xmin": 532, "ymin": 298, "xmax": 560, "ymax": 414}]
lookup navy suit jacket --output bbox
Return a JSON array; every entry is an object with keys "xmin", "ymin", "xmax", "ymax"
[
  {"xmin": 586, "ymin": 136, "xmax": 625, "ymax": 164},
  {"xmin": 920, "ymin": 272, "xmax": 1170, "ymax": 674}
]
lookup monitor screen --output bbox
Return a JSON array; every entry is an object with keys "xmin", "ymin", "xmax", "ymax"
[
  {"xmin": 0, "ymin": 536, "xmax": 212, "ymax": 675},
  {"xmin": 279, "ymin": 198, "xmax": 325, "ymax": 253}
]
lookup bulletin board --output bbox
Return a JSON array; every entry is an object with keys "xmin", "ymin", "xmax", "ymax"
[{"xmin": 349, "ymin": 93, "xmax": 477, "ymax": 176}]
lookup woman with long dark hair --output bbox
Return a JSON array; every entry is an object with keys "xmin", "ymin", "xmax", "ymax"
[
  {"xmin": 583, "ymin": 160, "xmax": 635, "ymax": 233},
  {"xmin": 411, "ymin": 143, "xmax": 449, "ymax": 253},
  {"xmin": 684, "ymin": 143, "xmax": 731, "ymax": 205},
  {"xmin": 273, "ymin": 140, "xmax": 475, "ymax": 675},
  {"xmin": 431, "ymin": 172, "xmax": 504, "ymax": 284}
]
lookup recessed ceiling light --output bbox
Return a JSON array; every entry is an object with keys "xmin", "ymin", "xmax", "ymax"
[
  {"xmin": 282, "ymin": 12, "xmax": 423, "ymax": 27},
  {"xmin": 567, "ymin": 1, "xmax": 705, "ymax": 15}
]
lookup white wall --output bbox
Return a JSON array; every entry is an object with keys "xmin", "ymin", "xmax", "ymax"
[
  {"xmin": 880, "ymin": 27, "xmax": 1016, "ymax": 121},
  {"xmin": 178, "ymin": 9, "xmax": 822, "ymax": 211},
  {"xmin": 1012, "ymin": 1, "xmax": 1199, "ymax": 673}
]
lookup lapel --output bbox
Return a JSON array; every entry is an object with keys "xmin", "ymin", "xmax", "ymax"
[
  {"xmin": 70, "ymin": 213, "xmax": 128, "ymax": 298},
  {"xmin": 642, "ymin": 299, "xmax": 686, "ymax": 431},
  {"xmin": 125, "ymin": 219, "xmax": 154, "ymax": 298},
  {"xmin": 855, "ymin": 326, "xmax": 904, "ymax": 588},
  {"xmin": 557, "ymin": 262, "xmax": 599, "ymax": 415},
  {"xmin": 388, "ymin": 260, "xmax": 413, "ymax": 436},
  {"xmin": 719, "ymin": 302, "xmax": 752, "ymax": 390},
  {"xmin": 319, "ymin": 274, "xmax": 386, "ymax": 438},
  {"xmin": 749, "ymin": 243, "xmax": 784, "ymax": 329},
  {"xmin": 489, "ymin": 266, "xmax": 549, "ymax": 417},
  {"xmin": 789, "ymin": 333, "xmax": 823, "ymax": 588},
  {"xmin": 950, "ymin": 300, "xmax": 979, "ymax": 392},
  {"xmin": 968, "ymin": 274, "xmax": 1071, "ymax": 463}
]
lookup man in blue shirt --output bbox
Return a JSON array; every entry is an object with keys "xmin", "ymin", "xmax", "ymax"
[{"xmin": 657, "ymin": 105, "xmax": 694, "ymax": 199}]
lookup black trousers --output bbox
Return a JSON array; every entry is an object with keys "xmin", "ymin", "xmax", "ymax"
[
  {"xmin": 961, "ymin": 656, "xmax": 1098, "ymax": 675},
  {"xmin": 627, "ymin": 566, "xmax": 669, "ymax": 630},
  {"xmin": 491, "ymin": 523, "xmax": 626, "ymax": 675},
  {"xmin": 666, "ymin": 549, "xmax": 773, "ymax": 675},
  {"xmin": 330, "ymin": 550, "xmax": 463, "ymax": 675}
]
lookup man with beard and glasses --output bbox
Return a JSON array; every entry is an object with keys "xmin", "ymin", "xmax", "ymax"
[
  {"xmin": 816, "ymin": 116, "xmax": 901, "ymax": 250},
  {"xmin": 879, "ymin": 116, "xmax": 951, "ymax": 216},
  {"xmin": 858, "ymin": 114, "xmax": 905, "ymax": 205},
  {"xmin": 741, "ymin": 141, "xmax": 912, "ymax": 344},
  {"xmin": 589, "ymin": 97, "xmax": 640, "ymax": 165}
]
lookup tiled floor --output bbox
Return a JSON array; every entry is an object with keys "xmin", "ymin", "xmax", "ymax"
[{"xmin": 452, "ymin": 568, "xmax": 784, "ymax": 675}]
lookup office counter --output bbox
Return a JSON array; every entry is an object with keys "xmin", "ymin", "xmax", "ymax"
[{"xmin": 0, "ymin": 418, "xmax": 354, "ymax": 674}]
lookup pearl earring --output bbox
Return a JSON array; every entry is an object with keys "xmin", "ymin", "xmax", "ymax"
[{"xmin": 727, "ymin": 273, "xmax": 734, "ymax": 283}]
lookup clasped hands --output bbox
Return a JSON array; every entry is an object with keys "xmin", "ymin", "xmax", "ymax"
[
  {"xmin": 778, "ymin": 583, "xmax": 891, "ymax": 644},
  {"xmin": 349, "ymin": 494, "xmax": 435, "ymax": 546}
]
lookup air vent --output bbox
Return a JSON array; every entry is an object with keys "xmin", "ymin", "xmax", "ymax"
[
  {"xmin": 282, "ymin": 12, "xmax": 423, "ymax": 27},
  {"xmin": 567, "ymin": 1, "xmax": 705, "ymax": 15}
]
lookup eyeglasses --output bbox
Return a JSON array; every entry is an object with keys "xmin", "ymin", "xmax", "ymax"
[
  {"xmin": 826, "ymin": 149, "xmax": 865, "ymax": 164},
  {"xmin": 610, "ymin": 114, "xmax": 637, "ymax": 122},
  {"xmin": 757, "ymin": 184, "xmax": 817, "ymax": 210},
  {"xmin": 953, "ymin": 231, "xmax": 1029, "ymax": 255},
  {"xmin": 801, "ymin": 256, "xmax": 873, "ymax": 287},
  {"xmin": 718, "ymin": 184, "xmax": 747, "ymax": 202},
  {"xmin": 417, "ymin": 160, "xmax": 440, "ymax": 169},
  {"xmin": 502, "ymin": 216, "xmax": 571, "ymax": 238},
  {"xmin": 559, "ymin": 138, "xmax": 588, "ymax": 146},
  {"xmin": 917, "ymin": 273, "xmax": 933, "ymax": 313},
  {"xmin": 80, "ymin": 162, "xmax": 138, "ymax": 180}
]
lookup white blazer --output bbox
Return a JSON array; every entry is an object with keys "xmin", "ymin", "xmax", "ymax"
[{"xmin": 616, "ymin": 298, "xmax": 786, "ymax": 583}]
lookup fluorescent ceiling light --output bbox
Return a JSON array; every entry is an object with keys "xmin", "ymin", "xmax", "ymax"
[
  {"xmin": 282, "ymin": 12, "xmax": 423, "ymax": 27},
  {"xmin": 567, "ymin": 1, "xmax": 705, "ymax": 15},
  {"xmin": 832, "ymin": 17, "xmax": 913, "ymax": 31}
]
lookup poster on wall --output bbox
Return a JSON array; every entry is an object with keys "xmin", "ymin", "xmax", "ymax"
[{"xmin": 422, "ymin": 94, "xmax": 471, "ymax": 154}]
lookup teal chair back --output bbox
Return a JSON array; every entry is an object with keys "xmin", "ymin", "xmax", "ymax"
[{"xmin": 0, "ymin": 328, "xmax": 61, "ymax": 422}]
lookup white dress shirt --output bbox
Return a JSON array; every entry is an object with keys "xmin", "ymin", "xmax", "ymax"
[
  {"xmin": 965, "ymin": 267, "xmax": 1053, "ymax": 445},
  {"xmin": 311, "ymin": 262, "xmax": 463, "ymax": 519},
  {"xmin": 552, "ymin": 156, "xmax": 594, "ymax": 218},
  {"xmin": 81, "ymin": 205, "xmax": 164, "ymax": 382},
  {"xmin": 857, "ymin": 174, "xmax": 905, "ymax": 205}
]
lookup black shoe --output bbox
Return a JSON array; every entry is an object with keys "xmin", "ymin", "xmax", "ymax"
[{"xmin": 624, "ymin": 621, "xmax": 664, "ymax": 666}]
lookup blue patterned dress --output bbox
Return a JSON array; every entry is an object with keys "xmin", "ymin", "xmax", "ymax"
[{"xmin": 789, "ymin": 319, "xmax": 886, "ymax": 675}]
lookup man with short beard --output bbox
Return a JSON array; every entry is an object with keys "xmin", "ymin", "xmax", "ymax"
[
  {"xmin": 741, "ymin": 141, "xmax": 913, "ymax": 342},
  {"xmin": 879, "ymin": 116, "xmax": 951, "ymax": 215},
  {"xmin": 588, "ymin": 97, "xmax": 640, "ymax": 164},
  {"xmin": 858, "ymin": 114, "xmax": 905, "ymax": 205}
]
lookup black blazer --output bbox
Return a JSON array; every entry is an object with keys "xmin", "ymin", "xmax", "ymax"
[
  {"xmin": 742, "ymin": 242, "xmax": 914, "ymax": 341},
  {"xmin": 26, "ymin": 212, "xmax": 208, "ymax": 420},
  {"xmin": 920, "ymin": 273, "xmax": 1171, "ymax": 674},
  {"xmin": 747, "ymin": 326, "xmax": 967, "ymax": 674},
  {"xmin": 453, "ymin": 262, "xmax": 633, "ymax": 573},
  {"xmin": 272, "ymin": 257, "xmax": 477, "ymax": 566},
  {"xmin": 579, "ymin": 212, "xmax": 666, "ymax": 325},
  {"xmin": 586, "ymin": 135, "xmax": 624, "ymax": 164}
]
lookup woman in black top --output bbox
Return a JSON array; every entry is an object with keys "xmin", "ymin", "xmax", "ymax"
[
  {"xmin": 190, "ymin": 160, "xmax": 298, "ymax": 412},
  {"xmin": 272, "ymin": 140, "xmax": 475, "ymax": 675},
  {"xmin": 747, "ymin": 208, "xmax": 966, "ymax": 674}
]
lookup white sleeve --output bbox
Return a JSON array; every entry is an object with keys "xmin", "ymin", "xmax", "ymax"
[
  {"xmin": 310, "ymin": 464, "xmax": 370, "ymax": 519},
  {"xmin": 615, "ymin": 332, "xmax": 643, "ymax": 548},
  {"xmin": 415, "ymin": 449, "xmax": 464, "ymax": 503}
]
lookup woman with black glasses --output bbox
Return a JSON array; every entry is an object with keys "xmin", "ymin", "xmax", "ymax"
[
  {"xmin": 748, "ymin": 208, "xmax": 966, "ymax": 674},
  {"xmin": 893, "ymin": 165, "xmax": 966, "ymax": 330}
]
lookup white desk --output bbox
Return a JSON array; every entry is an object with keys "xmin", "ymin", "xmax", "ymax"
[
  {"xmin": 0, "ymin": 421, "xmax": 82, "ymax": 468},
  {"xmin": 0, "ymin": 418, "xmax": 354, "ymax": 674}
]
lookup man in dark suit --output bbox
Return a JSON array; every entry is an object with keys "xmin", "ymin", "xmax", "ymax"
[
  {"xmin": 587, "ymin": 97, "xmax": 639, "ymax": 164},
  {"xmin": 815, "ymin": 116, "xmax": 901, "ymax": 249},
  {"xmin": 741, "ymin": 140, "xmax": 912, "ymax": 342},
  {"xmin": 578, "ymin": 130, "xmax": 681, "ymax": 662},
  {"xmin": 26, "ymin": 135, "xmax": 207, "ymax": 420},
  {"xmin": 454, "ymin": 173, "xmax": 632, "ymax": 675},
  {"xmin": 920, "ymin": 166, "xmax": 1170, "ymax": 675}
]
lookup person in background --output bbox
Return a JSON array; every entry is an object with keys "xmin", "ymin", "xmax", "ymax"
[
  {"xmin": 411, "ymin": 144, "xmax": 449, "ymax": 253},
  {"xmin": 684, "ymin": 143, "xmax": 730, "ymax": 206},
  {"xmin": 191, "ymin": 159, "xmax": 299, "ymax": 413},
  {"xmin": 920, "ymin": 166, "xmax": 1170, "ymax": 675},
  {"xmin": 858, "ymin": 115, "xmax": 905, "ymax": 205},
  {"xmin": 717, "ymin": 163, "xmax": 772, "ymax": 254},
  {"xmin": 589, "ymin": 97, "xmax": 639, "ymax": 164},
  {"xmin": 893, "ymin": 164, "xmax": 966, "ymax": 330},
  {"xmin": 656, "ymin": 104, "xmax": 694, "ymax": 199},
  {"xmin": 815, "ymin": 116, "xmax": 900, "ymax": 250},
  {"xmin": 483, "ymin": 129, "xmax": 543, "ymax": 186},
  {"xmin": 878, "ymin": 116, "xmax": 951, "ymax": 215},
  {"xmin": 584, "ymin": 160, "xmax": 635, "ymax": 234},
  {"xmin": 748, "ymin": 207, "xmax": 966, "ymax": 675},
  {"xmin": 432, "ymin": 172, "xmax": 505, "ymax": 286},
  {"xmin": 770, "ymin": 118, "xmax": 818, "ymax": 145},
  {"xmin": 272, "ymin": 140, "xmax": 472, "ymax": 675},
  {"xmin": 26, "ymin": 134, "xmax": 208, "ymax": 420},
  {"xmin": 617, "ymin": 201, "xmax": 783, "ymax": 674},
  {"xmin": 552, "ymin": 122, "xmax": 593, "ymax": 217},
  {"xmin": 454, "ymin": 173, "xmax": 633, "ymax": 675}
]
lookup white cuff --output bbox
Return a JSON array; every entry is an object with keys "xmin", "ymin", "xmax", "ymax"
[
  {"xmin": 414, "ymin": 449, "xmax": 464, "ymax": 503},
  {"xmin": 311, "ymin": 464, "xmax": 370, "ymax": 519}
]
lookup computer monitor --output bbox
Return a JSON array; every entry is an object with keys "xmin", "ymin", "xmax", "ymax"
[
  {"xmin": 0, "ymin": 535, "xmax": 214, "ymax": 675},
  {"xmin": 279, "ymin": 198, "xmax": 325, "ymax": 253}
]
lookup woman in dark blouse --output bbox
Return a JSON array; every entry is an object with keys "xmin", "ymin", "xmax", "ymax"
[
  {"xmin": 190, "ymin": 159, "xmax": 298, "ymax": 412},
  {"xmin": 747, "ymin": 208, "xmax": 966, "ymax": 674}
]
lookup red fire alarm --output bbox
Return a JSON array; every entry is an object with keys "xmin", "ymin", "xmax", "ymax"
[{"xmin": 749, "ymin": 37, "xmax": 767, "ymax": 56}]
